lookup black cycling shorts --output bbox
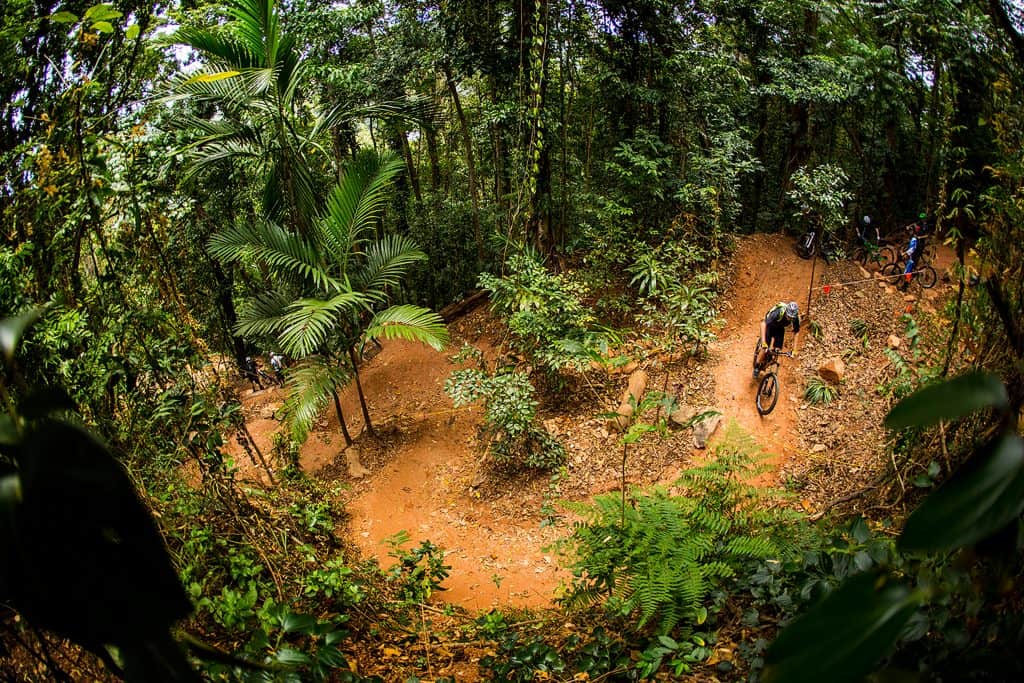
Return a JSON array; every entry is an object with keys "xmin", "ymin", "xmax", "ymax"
[{"xmin": 766, "ymin": 325, "xmax": 785, "ymax": 349}]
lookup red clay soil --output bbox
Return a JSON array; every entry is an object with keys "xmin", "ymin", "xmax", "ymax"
[
  {"xmin": 227, "ymin": 233, "xmax": 847, "ymax": 613},
  {"xmin": 706, "ymin": 233, "xmax": 816, "ymax": 478}
]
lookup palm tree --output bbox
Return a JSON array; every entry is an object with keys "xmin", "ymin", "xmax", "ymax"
[
  {"xmin": 163, "ymin": 0, "xmax": 434, "ymax": 236},
  {"xmin": 209, "ymin": 150, "xmax": 448, "ymax": 444},
  {"xmin": 163, "ymin": 0, "xmax": 324, "ymax": 234}
]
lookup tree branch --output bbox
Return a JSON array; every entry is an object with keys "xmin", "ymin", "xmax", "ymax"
[{"xmin": 987, "ymin": 0, "xmax": 1024, "ymax": 68}]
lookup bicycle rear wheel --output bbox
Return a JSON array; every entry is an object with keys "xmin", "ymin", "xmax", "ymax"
[
  {"xmin": 756, "ymin": 372, "xmax": 779, "ymax": 415},
  {"xmin": 878, "ymin": 245, "xmax": 897, "ymax": 267},
  {"xmin": 881, "ymin": 262, "xmax": 902, "ymax": 283},
  {"xmin": 919, "ymin": 265, "xmax": 937, "ymax": 289}
]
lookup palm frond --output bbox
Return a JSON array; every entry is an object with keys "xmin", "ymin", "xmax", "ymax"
[
  {"xmin": 279, "ymin": 291, "xmax": 368, "ymax": 357},
  {"xmin": 362, "ymin": 305, "xmax": 449, "ymax": 351},
  {"xmin": 319, "ymin": 151, "xmax": 404, "ymax": 265},
  {"xmin": 227, "ymin": 0, "xmax": 279, "ymax": 66},
  {"xmin": 233, "ymin": 288, "xmax": 293, "ymax": 339},
  {"xmin": 170, "ymin": 27, "xmax": 258, "ymax": 68},
  {"xmin": 281, "ymin": 355, "xmax": 350, "ymax": 443},
  {"xmin": 355, "ymin": 234, "xmax": 428, "ymax": 300},
  {"xmin": 207, "ymin": 221, "xmax": 331, "ymax": 289}
]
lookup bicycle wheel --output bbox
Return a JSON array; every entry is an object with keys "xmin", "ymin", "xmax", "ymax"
[
  {"xmin": 918, "ymin": 265, "xmax": 937, "ymax": 289},
  {"xmin": 795, "ymin": 234, "xmax": 815, "ymax": 260},
  {"xmin": 852, "ymin": 246, "xmax": 867, "ymax": 266},
  {"xmin": 756, "ymin": 372, "xmax": 779, "ymax": 415},
  {"xmin": 878, "ymin": 245, "xmax": 897, "ymax": 267},
  {"xmin": 880, "ymin": 262, "xmax": 901, "ymax": 282}
]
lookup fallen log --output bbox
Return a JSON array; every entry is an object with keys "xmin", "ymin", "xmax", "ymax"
[{"xmin": 439, "ymin": 289, "xmax": 489, "ymax": 322}]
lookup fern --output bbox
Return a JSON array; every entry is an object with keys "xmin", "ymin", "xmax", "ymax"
[{"xmin": 559, "ymin": 423, "xmax": 814, "ymax": 634}]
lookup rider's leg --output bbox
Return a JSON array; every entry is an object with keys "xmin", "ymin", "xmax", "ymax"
[{"xmin": 901, "ymin": 258, "xmax": 915, "ymax": 290}]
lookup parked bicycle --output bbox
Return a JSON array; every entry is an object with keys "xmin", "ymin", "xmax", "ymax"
[
  {"xmin": 752, "ymin": 340, "xmax": 794, "ymax": 415},
  {"xmin": 795, "ymin": 228, "xmax": 839, "ymax": 262}
]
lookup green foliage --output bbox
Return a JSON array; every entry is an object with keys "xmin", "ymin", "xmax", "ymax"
[
  {"xmin": 640, "ymin": 278, "xmax": 720, "ymax": 355},
  {"xmin": 478, "ymin": 251, "xmax": 611, "ymax": 372},
  {"xmin": 0, "ymin": 312, "xmax": 196, "ymax": 680},
  {"xmin": 445, "ymin": 365, "xmax": 566, "ymax": 470},
  {"xmin": 560, "ymin": 426, "xmax": 810, "ymax": 634},
  {"xmin": 848, "ymin": 318, "xmax": 870, "ymax": 339},
  {"xmin": 383, "ymin": 531, "xmax": 450, "ymax": 603},
  {"xmin": 787, "ymin": 164, "xmax": 853, "ymax": 236},
  {"xmin": 804, "ymin": 377, "xmax": 838, "ymax": 405},
  {"xmin": 764, "ymin": 372, "xmax": 1024, "ymax": 683}
]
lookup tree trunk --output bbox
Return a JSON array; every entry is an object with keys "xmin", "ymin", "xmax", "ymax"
[
  {"xmin": 348, "ymin": 346, "xmax": 376, "ymax": 438},
  {"xmin": 443, "ymin": 63, "xmax": 483, "ymax": 264},
  {"xmin": 331, "ymin": 387, "xmax": 353, "ymax": 447}
]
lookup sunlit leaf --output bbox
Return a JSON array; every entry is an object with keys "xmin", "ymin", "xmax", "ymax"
[
  {"xmin": 282, "ymin": 612, "xmax": 317, "ymax": 634},
  {"xmin": 275, "ymin": 648, "xmax": 312, "ymax": 665},
  {"xmin": 763, "ymin": 571, "xmax": 920, "ymax": 683},
  {"xmin": 50, "ymin": 11, "xmax": 79, "ymax": 23},
  {"xmin": 884, "ymin": 372, "xmax": 1008, "ymax": 430},
  {"xmin": 125, "ymin": 24, "xmax": 140, "ymax": 40},
  {"xmin": 184, "ymin": 70, "xmax": 242, "ymax": 84},
  {"xmin": 899, "ymin": 432, "xmax": 1024, "ymax": 552},
  {"xmin": 0, "ymin": 308, "xmax": 44, "ymax": 363},
  {"xmin": 92, "ymin": 20, "xmax": 115, "ymax": 33},
  {"xmin": 85, "ymin": 4, "xmax": 121, "ymax": 21}
]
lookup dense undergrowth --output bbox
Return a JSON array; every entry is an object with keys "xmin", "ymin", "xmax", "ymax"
[{"xmin": 3, "ymin": 0, "xmax": 1024, "ymax": 679}]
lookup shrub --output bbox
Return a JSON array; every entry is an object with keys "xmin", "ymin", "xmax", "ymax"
[
  {"xmin": 445, "ymin": 365, "xmax": 566, "ymax": 470},
  {"xmin": 478, "ymin": 251, "xmax": 613, "ymax": 372},
  {"xmin": 559, "ymin": 426, "xmax": 811, "ymax": 634}
]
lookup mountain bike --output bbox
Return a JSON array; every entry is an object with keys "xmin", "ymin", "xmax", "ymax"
[
  {"xmin": 795, "ymin": 229, "xmax": 838, "ymax": 261},
  {"xmin": 752, "ymin": 340, "xmax": 793, "ymax": 415},
  {"xmin": 880, "ymin": 259, "xmax": 937, "ymax": 290},
  {"xmin": 850, "ymin": 220, "xmax": 896, "ymax": 270}
]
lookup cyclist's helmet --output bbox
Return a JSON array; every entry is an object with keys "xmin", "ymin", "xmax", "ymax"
[
  {"xmin": 862, "ymin": 215, "xmax": 872, "ymax": 226},
  {"xmin": 785, "ymin": 302, "xmax": 799, "ymax": 319}
]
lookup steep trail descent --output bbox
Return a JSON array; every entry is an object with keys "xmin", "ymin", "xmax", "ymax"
[{"xmin": 706, "ymin": 234, "xmax": 817, "ymax": 477}]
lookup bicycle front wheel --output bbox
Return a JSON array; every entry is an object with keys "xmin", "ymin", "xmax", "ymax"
[
  {"xmin": 756, "ymin": 373, "xmax": 779, "ymax": 415},
  {"xmin": 878, "ymin": 245, "xmax": 897, "ymax": 268},
  {"xmin": 919, "ymin": 265, "xmax": 937, "ymax": 289}
]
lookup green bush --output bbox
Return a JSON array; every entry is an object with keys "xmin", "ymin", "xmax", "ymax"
[
  {"xmin": 445, "ymin": 365, "xmax": 566, "ymax": 470},
  {"xmin": 478, "ymin": 251, "xmax": 612, "ymax": 372},
  {"xmin": 559, "ymin": 426, "xmax": 811, "ymax": 634},
  {"xmin": 804, "ymin": 376, "xmax": 839, "ymax": 405}
]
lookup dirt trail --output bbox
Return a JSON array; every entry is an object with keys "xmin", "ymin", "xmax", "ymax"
[
  {"xmin": 330, "ymin": 341, "xmax": 567, "ymax": 610},
  {"xmin": 707, "ymin": 234, "xmax": 816, "ymax": 476},
  {"xmin": 230, "ymin": 234, "xmax": 821, "ymax": 612}
]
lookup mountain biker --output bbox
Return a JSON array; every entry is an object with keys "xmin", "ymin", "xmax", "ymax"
[
  {"xmin": 244, "ymin": 355, "xmax": 263, "ymax": 391},
  {"xmin": 754, "ymin": 302, "xmax": 801, "ymax": 378},
  {"xmin": 269, "ymin": 352, "xmax": 286, "ymax": 384},
  {"xmin": 900, "ymin": 219, "xmax": 928, "ymax": 290}
]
